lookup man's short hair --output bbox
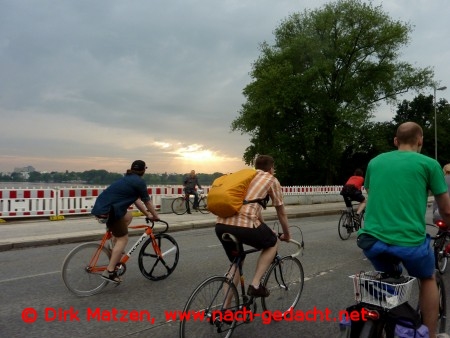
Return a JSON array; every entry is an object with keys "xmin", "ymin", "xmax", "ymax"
[
  {"xmin": 396, "ymin": 122, "xmax": 423, "ymax": 145},
  {"xmin": 255, "ymin": 155, "xmax": 274, "ymax": 172}
]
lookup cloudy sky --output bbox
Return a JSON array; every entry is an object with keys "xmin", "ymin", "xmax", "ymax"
[{"xmin": 1, "ymin": 0, "xmax": 449, "ymax": 174}]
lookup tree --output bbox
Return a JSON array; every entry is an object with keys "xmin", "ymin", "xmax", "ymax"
[{"xmin": 231, "ymin": 0, "xmax": 434, "ymax": 185}]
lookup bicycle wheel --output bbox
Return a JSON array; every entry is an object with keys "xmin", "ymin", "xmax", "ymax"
[
  {"xmin": 172, "ymin": 197, "xmax": 187, "ymax": 215},
  {"xmin": 61, "ymin": 242, "xmax": 110, "ymax": 297},
  {"xmin": 261, "ymin": 256, "xmax": 304, "ymax": 315},
  {"xmin": 179, "ymin": 276, "xmax": 239, "ymax": 338},
  {"xmin": 198, "ymin": 197, "xmax": 210, "ymax": 214},
  {"xmin": 434, "ymin": 235, "xmax": 449, "ymax": 274},
  {"xmin": 138, "ymin": 234, "xmax": 180, "ymax": 281},
  {"xmin": 436, "ymin": 273, "xmax": 447, "ymax": 333},
  {"xmin": 338, "ymin": 212, "xmax": 352, "ymax": 240}
]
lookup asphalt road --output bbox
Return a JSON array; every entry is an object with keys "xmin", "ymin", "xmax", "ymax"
[{"xmin": 0, "ymin": 213, "xmax": 447, "ymax": 337}]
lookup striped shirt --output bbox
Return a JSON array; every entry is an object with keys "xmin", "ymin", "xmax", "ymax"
[{"xmin": 216, "ymin": 170, "xmax": 284, "ymax": 228}]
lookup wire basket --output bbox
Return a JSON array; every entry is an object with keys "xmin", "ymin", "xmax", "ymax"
[{"xmin": 349, "ymin": 271, "xmax": 416, "ymax": 309}]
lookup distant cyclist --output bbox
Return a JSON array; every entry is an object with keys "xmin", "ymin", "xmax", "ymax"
[
  {"xmin": 433, "ymin": 163, "xmax": 450, "ymax": 223},
  {"xmin": 183, "ymin": 170, "xmax": 202, "ymax": 214},
  {"xmin": 340, "ymin": 168, "xmax": 366, "ymax": 224}
]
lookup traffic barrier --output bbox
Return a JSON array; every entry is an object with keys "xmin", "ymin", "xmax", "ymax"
[
  {"xmin": 57, "ymin": 187, "xmax": 105, "ymax": 216},
  {"xmin": 0, "ymin": 185, "xmax": 345, "ymax": 220},
  {"xmin": 0, "ymin": 188, "xmax": 56, "ymax": 218}
]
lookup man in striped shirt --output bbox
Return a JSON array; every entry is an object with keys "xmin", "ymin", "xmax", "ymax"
[{"xmin": 215, "ymin": 155, "xmax": 291, "ymax": 297}]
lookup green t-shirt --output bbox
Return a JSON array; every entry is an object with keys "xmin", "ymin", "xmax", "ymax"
[{"xmin": 359, "ymin": 150, "xmax": 447, "ymax": 246}]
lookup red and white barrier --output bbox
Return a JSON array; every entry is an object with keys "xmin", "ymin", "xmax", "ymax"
[
  {"xmin": 0, "ymin": 188, "xmax": 56, "ymax": 218},
  {"xmin": 57, "ymin": 187, "xmax": 106, "ymax": 215}
]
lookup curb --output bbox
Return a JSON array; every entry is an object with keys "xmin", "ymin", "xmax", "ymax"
[{"xmin": 0, "ymin": 208, "xmax": 343, "ymax": 252}]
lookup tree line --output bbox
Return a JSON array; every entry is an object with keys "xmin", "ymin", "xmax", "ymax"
[
  {"xmin": 0, "ymin": 170, "xmax": 224, "ymax": 186},
  {"xmin": 232, "ymin": 0, "xmax": 449, "ymax": 185},
  {"xmin": 0, "ymin": 169, "xmax": 223, "ymax": 186}
]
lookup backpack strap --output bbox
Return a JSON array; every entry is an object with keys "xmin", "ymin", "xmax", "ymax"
[{"xmin": 243, "ymin": 195, "xmax": 270, "ymax": 209}]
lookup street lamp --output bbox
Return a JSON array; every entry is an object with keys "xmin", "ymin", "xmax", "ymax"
[{"xmin": 434, "ymin": 85, "xmax": 447, "ymax": 160}]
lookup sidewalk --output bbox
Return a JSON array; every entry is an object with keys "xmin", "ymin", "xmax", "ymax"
[{"xmin": 0, "ymin": 202, "xmax": 346, "ymax": 252}]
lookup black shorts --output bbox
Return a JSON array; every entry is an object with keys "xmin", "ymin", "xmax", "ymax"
[
  {"xmin": 342, "ymin": 191, "xmax": 365, "ymax": 208},
  {"xmin": 97, "ymin": 208, "xmax": 128, "ymax": 237},
  {"xmin": 215, "ymin": 223, "xmax": 278, "ymax": 262}
]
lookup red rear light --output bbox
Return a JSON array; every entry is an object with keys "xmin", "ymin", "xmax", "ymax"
[
  {"xmin": 436, "ymin": 220, "xmax": 447, "ymax": 230},
  {"xmin": 362, "ymin": 308, "xmax": 380, "ymax": 321}
]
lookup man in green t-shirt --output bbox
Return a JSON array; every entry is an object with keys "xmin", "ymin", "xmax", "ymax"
[{"xmin": 358, "ymin": 122, "xmax": 450, "ymax": 337}]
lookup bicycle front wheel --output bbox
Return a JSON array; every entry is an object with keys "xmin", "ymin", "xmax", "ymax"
[
  {"xmin": 198, "ymin": 197, "xmax": 210, "ymax": 214},
  {"xmin": 338, "ymin": 212, "xmax": 352, "ymax": 240},
  {"xmin": 261, "ymin": 256, "xmax": 304, "ymax": 314},
  {"xmin": 172, "ymin": 197, "xmax": 187, "ymax": 215},
  {"xmin": 138, "ymin": 234, "xmax": 180, "ymax": 281},
  {"xmin": 61, "ymin": 242, "xmax": 110, "ymax": 297},
  {"xmin": 179, "ymin": 276, "xmax": 239, "ymax": 338}
]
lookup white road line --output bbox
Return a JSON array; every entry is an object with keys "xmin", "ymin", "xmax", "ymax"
[{"xmin": 0, "ymin": 271, "xmax": 60, "ymax": 283}]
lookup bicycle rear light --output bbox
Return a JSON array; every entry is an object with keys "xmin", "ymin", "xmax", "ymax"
[
  {"xmin": 363, "ymin": 308, "xmax": 380, "ymax": 321},
  {"xmin": 436, "ymin": 220, "xmax": 447, "ymax": 230}
]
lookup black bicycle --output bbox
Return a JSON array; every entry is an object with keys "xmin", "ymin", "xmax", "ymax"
[
  {"xmin": 171, "ymin": 189, "xmax": 210, "ymax": 215},
  {"xmin": 179, "ymin": 226, "xmax": 304, "ymax": 337},
  {"xmin": 338, "ymin": 203, "xmax": 365, "ymax": 240},
  {"xmin": 432, "ymin": 219, "xmax": 450, "ymax": 274},
  {"xmin": 344, "ymin": 224, "xmax": 447, "ymax": 337}
]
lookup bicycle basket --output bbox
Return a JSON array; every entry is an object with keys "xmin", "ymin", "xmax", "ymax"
[{"xmin": 349, "ymin": 271, "xmax": 416, "ymax": 309}]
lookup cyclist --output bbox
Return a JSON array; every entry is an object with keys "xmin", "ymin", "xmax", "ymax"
[
  {"xmin": 340, "ymin": 168, "xmax": 366, "ymax": 225},
  {"xmin": 91, "ymin": 160, "xmax": 160, "ymax": 283},
  {"xmin": 433, "ymin": 163, "xmax": 450, "ymax": 223},
  {"xmin": 357, "ymin": 122, "xmax": 450, "ymax": 338},
  {"xmin": 215, "ymin": 155, "xmax": 291, "ymax": 297},
  {"xmin": 183, "ymin": 170, "xmax": 202, "ymax": 214}
]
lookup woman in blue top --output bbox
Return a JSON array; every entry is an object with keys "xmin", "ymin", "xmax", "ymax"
[{"xmin": 92, "ymin": 160, "xmax": 159, "ymax": 283}]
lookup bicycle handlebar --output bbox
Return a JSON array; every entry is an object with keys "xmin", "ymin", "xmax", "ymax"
[
  {"xmin": 286, "ymin": 239, "xmax": 303, "ymax": 258},
  {"xmin": 145, "ymin": 218, "xmax": 169, "ymax": 233}
]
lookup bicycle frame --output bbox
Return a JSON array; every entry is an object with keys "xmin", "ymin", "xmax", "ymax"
[{"xmin": 87, "ymin": 221, "xmax": 169, "ymax": 272}]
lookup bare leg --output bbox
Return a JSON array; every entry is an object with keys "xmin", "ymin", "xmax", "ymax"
[
  {"xmin": 251, "ymin": 242, "xmax": 278, "ymax": 287},
  {"xmin": 420, "ymin": 276, "xmax": 438, "ymax": 337},
  {"xmin": 106, "ymin": 212, "xmax": 132, "ymax": 272},
  {"xmin": 357, "ymin": 200, "xmax": 366, "ymax": 215}
]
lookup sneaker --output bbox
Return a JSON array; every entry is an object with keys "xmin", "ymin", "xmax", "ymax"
[
  {"xmin": 101, "ymin": 270, "xmax": 121, "ymax": 284},
  {"xmin": 247, "ymin": 284, "xmax": 270, "ymax": 297},
  {"xmin": 187, "ymin": 210, "xmax": 192, "ymax": 214}
]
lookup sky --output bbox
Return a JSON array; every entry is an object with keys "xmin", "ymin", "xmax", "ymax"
[{"xmin": 1, "ymin": 0, "xmax": 449, "ymax": 174}]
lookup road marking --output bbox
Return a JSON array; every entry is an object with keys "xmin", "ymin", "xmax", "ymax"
[{"xmin": 0, "ymin": 271, "xmax": 60, "ymax": 283}]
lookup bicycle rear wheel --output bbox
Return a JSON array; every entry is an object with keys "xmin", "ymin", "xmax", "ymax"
[
  {"xmin": 436, "ymin": 273, "xmax": 447, "ymax": 333},
  {"xmin": 434, "ymin": 235, "xmax": 449, "ymax": 274},
  {"xmin": 338, "ymin": 212, "xmax": 352, "ymax": 240},
  {"xmin": 138, "ymin": 234, "xmax": 179, "ymax": 281},
  {"xmin": 198, "ymin": 197, "xmax": 210, "ymax": 214},
  {"xmin": 261, "ymin": 256, "xmax": 304, "ymax": 315},
  {"xmin": 61, "ymin": 242, "xmax": 110, "ymax": 297},
  {"xmin": 172, "ymin": 197, "xmax": 187, "ymax": 215},
  {"xmin": 179, "ymin": 276, "xmax": 239, "ymax": 338}
]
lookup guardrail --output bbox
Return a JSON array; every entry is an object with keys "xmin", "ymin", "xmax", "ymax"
[{"xmin": 0, "ymin": 185, "xmax": 347, "ymax": 221}]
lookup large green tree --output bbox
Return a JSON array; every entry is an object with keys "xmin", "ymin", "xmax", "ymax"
[{"xmin": 232, "ymin": 0, "xmax": 433, "ymax": 185}]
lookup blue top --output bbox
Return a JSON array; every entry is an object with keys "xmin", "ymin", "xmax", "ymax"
[{"xmin": 91, "ymin": 173, "xmax": 150, "ymax": 220}]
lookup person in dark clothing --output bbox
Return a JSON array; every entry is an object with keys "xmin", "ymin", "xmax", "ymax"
[
  {"xmin": 91, "ymin": 160, "xmax": 159, "ymax": 283},
  {"xmin": 183, "ymin": 170, "xmax": 202, "ymax": 214}
]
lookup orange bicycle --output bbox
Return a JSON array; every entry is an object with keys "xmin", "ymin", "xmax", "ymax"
[{"xmin": 61, "ymin": 218, "xmax": 179, "ymax": 297}]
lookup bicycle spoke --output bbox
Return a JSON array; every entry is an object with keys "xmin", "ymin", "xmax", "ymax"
[{"xmin": 138, "ymin": 234, "xmax": 179, "ymax": 281}]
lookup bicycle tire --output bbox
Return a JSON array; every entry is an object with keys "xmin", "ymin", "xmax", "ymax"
[
  {"xmin": 138, "ymin": 234, "xmax": 179, "ymax": 281},
  {"xmin": 198, "ymin": 197, "xmax": 210, "ymax": 214},
  {"xmin": 434, "ymin": 235, "xmax": 449, "ymax": 274},
  {"xmin": 359, "ymin": 318, "xmax": 381, "ymax": 337},
  {"xmin": 61, "ymin": 242, "xmax": 110, "ymax": 297},
  {"xmin": 338, "ymin": 212, "xmax": 352, "ymax": 240},
  {"xmin": 261, "ymin": 256, "xmax": 304, "ymax": 315},
  {"xmin": 172, "ymin": 197, "xmax": 188, "ymax": 215},
  {"xmin": 179, "ymin": 276, "xmax": 239, "ymax": 338},
  {"xmin": 436, "ymin": 273, "xmax": 447, "ymax": 333}
]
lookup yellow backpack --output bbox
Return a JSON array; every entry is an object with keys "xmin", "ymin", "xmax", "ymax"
[{"xmin": 207, "ymin": 169, "xmax": 268, "ymax": 218}]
